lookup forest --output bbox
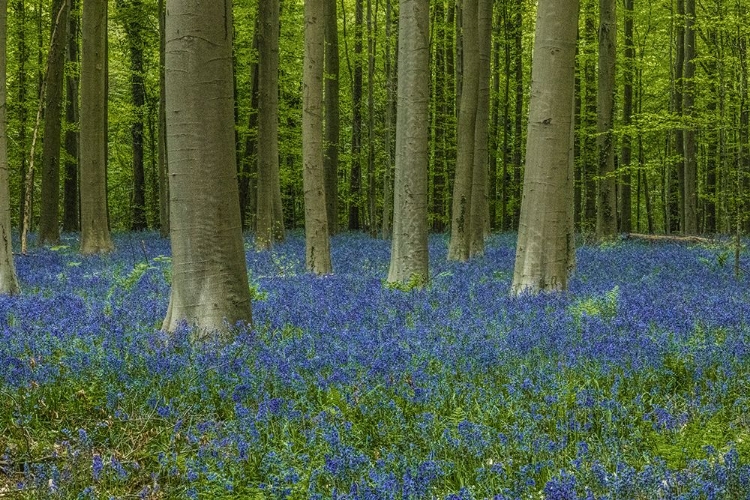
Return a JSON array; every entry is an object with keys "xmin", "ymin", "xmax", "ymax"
[{"xmin": 0, "ymin": 0, "xmax": 749, "ymax": 498}]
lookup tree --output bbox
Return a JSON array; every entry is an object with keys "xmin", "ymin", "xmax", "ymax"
[
  {"xmin": 302, "ymin": 0, "xmax": 332, "ymax": 274},
  {"xmin": 257, "ymin": 0, "xmax": 284, "ymax": 249},
  {"xmin": 0, "ymin": 0, "xmax": 20, "ymax": 295},
  {"xmin": 447, "ymin": 0, "xmax": 479, "ymax": 262},
  {"xmin": 38, "ymin": 0, "xmax": 69, "ymax": 246},
  {"xmin": 596, "ymin": 0, "xmax": 617, "ymax": 238},
  {"xmin": 348, "ymin": 0, "xmax": 363, "ymax": 231},
  {"xmin": 469, "ymin": 0, "xmax": 492, "ymax": 256},
  {"xmin": 620, "ymin": 0, "xmax": 634, "ymax": 233},
  {"xmin": 511, "ymin": 0, "xmax": 578, "ymax": 295},
  {"xmin": 119, "ymin": 0, "xmax": 148, "ymax": 231},
  {"xmin": 80, "ymin": 0, "xmax": 113, "ymax": 254},
  {"xmin": 62, "ymin": 0, "xmax": 80, "ymax": 233},
  {"xmin": 157, "ymin": 0, "xmax": 168, "ymax": 237},
  {"xmin": 682, "ymin": 0, "xmax": 697, "ymax": 234},
  {"xmin": 324, "ymin": 0, "xmax": 339, "ymax": 235},
  {"xmin": 162, "ymin": 0, "xmax": 252, "ymax": 334},
  {"xmin": 387, "ymin": 0, "xmax": 429, "ymax": 286}
]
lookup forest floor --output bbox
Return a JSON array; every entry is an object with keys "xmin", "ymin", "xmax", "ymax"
[{"xmin": 0, "ymin": 231, "xmax": 749, "ymax": 498}]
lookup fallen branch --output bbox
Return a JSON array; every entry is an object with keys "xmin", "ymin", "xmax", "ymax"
[{"xmin": 623, "ymin": 233, "xmax": 715, "ymax": 245}]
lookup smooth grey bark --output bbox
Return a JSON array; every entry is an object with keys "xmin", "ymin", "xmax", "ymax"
[
  {"xmin": 62, "ymin": 0, "xmax": 79, "ymax": 233},
  {"xmin": 596, "ymin": 0, "xmax": 617, "ymax": 238},
  {"xmin": 381, "ymin": 0, "xmax": 395, "ymax": 238},
  {"xmin": 163, "ymin": 0, "xmax": 251, "ymax": 334},
  {"xmin": 448, "ymin": 0, "xmax": 479, "ymax": 262},
  {"xmin": 324, "ymin": 0, "xmax": 339, "ymax": 235},
  {"xmin": 511, "ymin": 0, "xmax": 578, "ymax": 295},
  {"xmin": 157, "ymin": 0, "xmax": 168, "ymax": 237},
  {"xmin": 469, "ymin": 0, "xmax": 492, "ymax": 256},
  {"xmin": 80, "ymin": 0, "xmax": 113, "ymax": 254},
  {"xmin": 303, "ymin": 0, "xmax": 332, "ymax": 274},
  {"xmin": 683, "ymin": 0, "xmax": 697, "ymax": 234},
  {"xmin": 0, "ymin": 0, "xmax": 20, "ymax": 295},
  {"xmin": 38, "ymin": 0, "xmax": 69, "ymax": 246},
  {"xmin": 620, "ymin": 0, "xmax": 634, "ymax": 233},
  {"xmin": 257, "ymin": 0, "xmax": 284, "ymax": 249},
  {"xmin": 387, "ymin": 0, "xmax": 429, "ymax": 286}
]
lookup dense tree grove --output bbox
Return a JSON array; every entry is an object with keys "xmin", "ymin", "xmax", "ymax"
[{"xmin": 2, "ymin": 0, "xmax": 750, "ymax": 281}]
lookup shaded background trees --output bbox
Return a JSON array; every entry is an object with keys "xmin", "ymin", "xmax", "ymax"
[{"xmin": 2, "ymin": 0, "xmax": 750, "ymax": 245}]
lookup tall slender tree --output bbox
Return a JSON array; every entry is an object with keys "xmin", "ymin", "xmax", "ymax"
[
  {"xmin": 387, "ymin": 0, "xmax": 429, "ymax": 286},
  {"xmin": 38, "ymin": 0, "xmax": 69, "ymax": 246},
  {"xmin": 511, "ymin": 0, "xmax": 578, "ymax": 295},
  {"xmin": 0, "ymin": 0, "xmax": 20, "ymax": 295},
  {"xmin": 80, "ymin": 0, "xmax": 113, "ymax": 254},
  {"xmin": 682, "ymin": 0, "xmax": 697, "ymax": 234},
  {"xmin": 381, "ymin": 0, "xmax": 395, "ymax": 238},
  {"xmin": 157, "ymin": 0, "xmax": 168, "ymax": 237},
  {"xmin": 302, "ymin": 0, "xmax": 332, "ymax": 274},
  {"xmin": 120, "ymin": 0, "xmax": 148, "ymax": 231},
  {"xmin": 469, "ymin": 0, "xmax": 492, "ymax": 256},
  {"xmin": 448, "ymin": 0, "xmax": 479, "ymax": 261},
  {"xmin": 596, "ymin": 0, "xmax": 617, "ymax": 238},
  {"xmin": 348, "ymin": 0, "xmax": 364, "ymax": 231},
  {"xmin": 163, "ymin": 0, "xmax": 251, "ymax": 334},
  {"xmin": 620, "ymin": 0, "xmax": 634, "ymax": 233},
  {"xmin": 257, "ymin": 0, "xmax": 284, "ymax": 249},
  {"xmin": 324, "ymin": 0, "xmax": 339, "ymax": 235},
  {"xmin": 62, "ymin": 0, "xmax": 79, "ymax": 232}
]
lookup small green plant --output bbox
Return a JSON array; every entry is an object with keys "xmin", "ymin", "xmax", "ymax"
[
  {"xmin": 384, "ymin": 273, "xmax": 427, "ymax": 292},
  {"xmin": 569, "ymin": 286, "xmax": 620, "ymax": 324}
]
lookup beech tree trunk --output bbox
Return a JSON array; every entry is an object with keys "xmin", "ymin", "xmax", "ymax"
[
  {"xmin": 620, "ymin": 0, "xmax": 634, "ymax": 233},
  {"xmin": 14, "ymin": 1, "xmax": 29, "ymax": 237},
  {"xmin": 381, "ymin": 0, "xmax": 395, "ymax": 238},
  {"xmin": 683, "ymin": 0, "xmax": 697, "ymax": 234},
  {"xmin": 302, "ymin": 0, "xmax": 332, "ymax": 274},
  {"xmin": 0, "ymin": 0, "xmax": 20, "ymax": 295},
  {"xmin": 121, "ymin": 0, "xmax": 147, "ymax": 231},
  {"xmin": 80, "ymin": 0, "xmax": 113, "ymax": 254},
  {"xmin": 324, "ymin": 0, "xmax": 339, "ymax": 235},
  {"xmin": 348, "ymin": 0, "xmax": 363, "ymax": 231},
  {"xmin": 157, "ymin": 0, "xmax": 168, "ymax": 237},
  {"xmin": 469, "ymin": 0, "xmax": 492, "ymax": 256},
  {"xmin": 163, "ymin": 0, "xmax": 252, "ymax": 334},
  {"xmin": 38, "ymin": 0, "xmax": 69, "ymax": 246},
  {"xmin": 596, "ymin": 0, "xmax": 617, "ymax": 238},
  {"xmin": 387, "ymin": 0, "xmax": 429, "ymax": 286},
  {"xmin": 257, "ymin": 0, "xmax": 284, "ymax": 249},
  {"xmin": 448, "ymin": 0, "xmax": 479, "ymax": 262},
  {"xmin": 511, "ymin": 0, "xmax": 578, "ymax": 295},
  {"xmin": 62, "ymin": 0, "xmax": 79, "ymax": 233}
]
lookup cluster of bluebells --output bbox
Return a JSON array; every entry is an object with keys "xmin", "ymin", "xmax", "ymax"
[{"xmin": 0, "ymin": 231, "xmax": 748, "ymax": 498}]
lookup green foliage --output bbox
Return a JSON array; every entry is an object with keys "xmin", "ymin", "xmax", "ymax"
[{"xmin": 569, "ymin": 285, "xmax": 620, "ymax": 323}]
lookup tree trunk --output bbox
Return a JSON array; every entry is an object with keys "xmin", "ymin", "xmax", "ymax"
[
  {"xmin": 80, "ymin": 0, "xmax": 113, "ymax": 254},
  {"xmin": 672, "ymin": 0, "xmax": 685, "ymax": 234},
  {"xmin": 511, "ymin": 0, "xmax": 578, "ymax": 295},
  {"xmin": 387, "ymin": 0, "xmax": 429, "ymax": 286},
  {"xmin": 511, "ymin": 0, "xmax": 524, "ymax": 229},
  {"xmin": 348, "ymin": 0, "xmax": 363, "ymax": 231},
  {"xmin": 469, "ymin": 0, "xmax": 492, "ymax": 256},
  {"xmin": 38, "ymin": 0, "xmax": 69, "ymax": 246},
  {"xmin": 447, "ymin": 0, "xmax": 479, "ymax": 262},
  {"xmin": 366, "ymin": 0, "xmax": 376, "ymax": 235},
  {"xmin": 157, "ymin": 0, "xmax": 169, "ymax": 237},
  {"xmin": 324, "ymin": 0, "xmax": 339, "ymax": 235},
  {"xmin": 163, "ymin": 0, "xmax": 252, "ymax": 335},
  {"xmin": 488, "ymin": 1, "xmax": 502, "ymax": 231},
  {"xmin": 596, "ymin": 0, "xmax": 617, "ymax": 238},
  {"xmin": 257, "ymin": 0, "xmax": 284, "ymax": 249},
  {"xmin": 62, "ymin": 0, "xmax": 79, "ymax": 232},
  {"xmin": 430, "ymin": 0, "xmax": 446, "ymax": 232},
  {"xmin": 381, "ymin": 0, "xmax": 395, "ymax": 238},
  {"xmin": 0, "ymin": 0, "xmax": 20, "ymax": 295},
  {"xmin": 581, "ymin": 0, "xmax": 597, "ymax": 231},
  {"xmin": 14, "ymin": 1, "xmax": 29, "ymax": 237},
  {"xmin": 682, "ymin": 0, "xmax": 697, "ymax": 234},
  {"xmin": 121, "ymin": 0, "xmax": 147, "ymax": 231},
  {"xmin": 240, "ymin": 24, "xmax": 259, "ymax": 231},
  {"xmin": 303, "ymin": 0, "xmax": 332, "ymax": 274},
  {"xmin": 620, "ymin": 0, "xmax": 634, "ymax": 233}
]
